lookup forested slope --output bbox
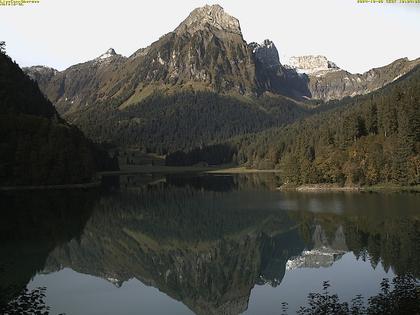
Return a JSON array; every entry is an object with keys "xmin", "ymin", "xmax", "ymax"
[
  {"xmin": 232, "ymin": 66, "xmax": 420, "ymax": 186},
  {"xmin": 68, "ymin": 90, "xmax": 310, "ymax": 154},
  {"xmin": 0, "ymin": 51, "xmax": 117, "ymax": 186}
]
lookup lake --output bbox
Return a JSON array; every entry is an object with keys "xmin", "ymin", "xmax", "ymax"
[{"xmin": 1, "ymin": 173, "xmax": 419, "ymax": 314}]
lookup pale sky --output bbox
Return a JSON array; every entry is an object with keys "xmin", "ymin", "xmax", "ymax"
[{"xmin": 0, "ymin": 0, "xmax": 419, "ymax": 73}]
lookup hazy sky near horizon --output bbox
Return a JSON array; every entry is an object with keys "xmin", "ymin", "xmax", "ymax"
[{"xmin": 1, "ymin": 0, "xmax": 419, "ymax": 73}]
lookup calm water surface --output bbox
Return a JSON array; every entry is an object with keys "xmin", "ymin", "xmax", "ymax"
[{"xmin": 1, "ymin": 174, "xmax": 419, "ymax": 314}]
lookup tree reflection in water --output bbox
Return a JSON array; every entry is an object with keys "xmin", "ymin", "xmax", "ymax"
[{"xmin": 0, "ymin": 174, "xmax": 419, "ymax": 315}]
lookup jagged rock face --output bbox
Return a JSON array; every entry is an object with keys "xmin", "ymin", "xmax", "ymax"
[
  {"xmin": 23, "ymin": 65, "xmax": 58, "ymax": 93},
  {"xmin": 97, "ymin": 48, "xmax": 117, "ymax": 60},
  {"xmin": 287, "ymin": 55, "xmax": 340, "ymax": 76},
  {"xmin": 251, "ymin": 39, "xmax": 281, "ymax": 69},
  {"xmin": 308, "ymin": 58, "xmax": 420, "ymax": 101},
  {"xmin": 250, "ymin": 40, "xmax": 310, "ymax": 98},
  {"xmin": 121, "ymin": 25, "xmax": 256, "ymax": 96},
  {"xmin": 111, "ymin": 4, "xmax": 260, "ymax": 102},
  {"xmin": 25, "ymin": 5, "xmax": 261, "ymax": 115},
  {"xmin": 287, "ymin": 56, "xmax": 420, "ymax": 101},
  {"xmin": 22, "ymin": 5, "xmax": 310, "ymax": 123},
  {"xmin": 24, "ymin": 4, "xmax": 420, "ymax": 121},
  {"xmin": 175, "ymin": 4, "xmax": 241, "ymax": 36}
]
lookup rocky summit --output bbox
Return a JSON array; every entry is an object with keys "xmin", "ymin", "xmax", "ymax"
[
  {"xmin": 287, "ymin": 55, "xmax": 340, "ymax": 76},
  {"xmin": 251, "ymin": 39, "xmax": 281, "ymax": 69},
  {"xmin": 96, "ymin": 48, "xmax": 118, "ymax": 60},
  {"xmin": 175, "ymin": 4, "xmax": 241, "ymax": 35},
  {"xmin": 22, "ymin": 4, "xmax": 420, "ymax": 152},
  {"xmin": 24, "ymin": 4, "xmax": 420, "ymax": 111},
  {"xmin": 24, "ymin": 4, "xmax": 308, "ymax": 117},
  {"xmin": 297, "ymin": 56, "xmax": 420, "ymax": 101}
]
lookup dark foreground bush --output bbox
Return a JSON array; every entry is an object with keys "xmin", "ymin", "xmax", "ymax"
[{"xmin": 281, "ymin": 274, "xmax": 420, "ymax": 315}]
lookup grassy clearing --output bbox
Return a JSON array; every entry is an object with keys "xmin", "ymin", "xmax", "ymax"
[
  {"xmin": 100, "ymin": 165, "xmax": 281, "ymax": 176},
  {"xmin": 206, "ymin": 166, "xmax": 281, "ymax": 174}
]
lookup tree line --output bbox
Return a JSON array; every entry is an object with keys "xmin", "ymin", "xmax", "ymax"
[
  {"xmin": 0, "ymin": 49, "xmax": 117, "ymax": 186},
  {"xmin": 66, "ymin": 89, "xmax": 310, "ymax": 155},
  {"xmin": 233, "ymin": 66, "xmax": 420, "ymax": 186},
  {"xmin": 176, "ymin": 66, "xmax": 420, "ymax": 186}
]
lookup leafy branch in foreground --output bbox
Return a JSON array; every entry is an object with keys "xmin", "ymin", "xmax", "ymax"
[
  {"xmin": 0, "ymin": 41, "xmax": 5, "ymax": 54},
  {"xmin": 282, "ymin": 274, "xmax": 420, "ymax": 315},
  {"xmin": 0, "ymin": 287, "xmax": 51, "ymax": 315},
  {"xmin": 0, "ymin": 264, "xmax": 64, "ymax": 315}
]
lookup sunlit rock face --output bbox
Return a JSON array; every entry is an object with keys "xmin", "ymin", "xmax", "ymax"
[
  {"xmin": 286, "ymin": 225, "xmax": 348, "ymax": 270},
  {"xmin": 22, "ymin": 5, "xmax": 311, "ymax": 122},
  {"xmin": 287, "ymin": 55, "xmax": 340, "ymax": 76},
  {"xmin": 286, "ymin": 56, "xmax": 420, "ymax": 101},
  {"xmin": 23, "ymin": 4, "xmax": 261, "ymax": 117},
  {"xmin": 97, "ymin": 48, "xmax": 117, "ymax": 60},
  {"xmin": 175, "ymin": 4, "xmax": 241, "ymax": 35},
  {"xmin": 23, "ymin": 4, "xmax": 420, "ymax": 119}
]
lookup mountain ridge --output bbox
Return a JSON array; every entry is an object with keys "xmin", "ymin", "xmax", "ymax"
[
  {"xmin": 229, "ymin": 63, "xmax": 420, "ymax": 185},
  {"xmin": 285, "ymin": 55, "xmax": 420, "ymax": 100},
  {"xmin": 23, "ymin": 4, "xmax": 420, "ymax": 106},
  {"xmin": 21, "ymin": 4, "xmax": 420, "ymax": 156}
]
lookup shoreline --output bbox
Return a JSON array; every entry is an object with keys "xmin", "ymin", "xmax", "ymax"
[
  {"xmin": 0, "ymin": 181, "xmax": 101, "ymax": 191},
  {"xmin": 278, "ymin": 184, "xmax": 361, "ymax": 192},
  {"xmin": 3, "ymin": 165, "xmax": 418, "ymax": 192},
  {"xmin": 277, "ymin": 184, "xmax": 420, "ymax": 193},
  {"xmin": 99, "ymin": 165, "xmax": 220, "ymax": 175},
  {"xmin": 99, "ymin": 165, "xmax": 281, "ymax": 175}
]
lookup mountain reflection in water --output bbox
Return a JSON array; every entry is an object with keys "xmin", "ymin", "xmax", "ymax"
[{"xmin": 1, "ymin": 174, "xmax": 419, "ymax": 315}]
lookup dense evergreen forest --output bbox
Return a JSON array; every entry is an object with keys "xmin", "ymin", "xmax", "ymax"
[
  {"xmin": 169, "ymin": 66, "xmax": 420, "ymax": 186},
  {"xmin": 66, "ymin": 90, "xmax": 310, "ymax": 154},
  {"xmin": 3, "ymin": 34, "xmax": 418, "ymax": 186},
  {"xmin": 0, "ymin": 48, "xmax": 117, "ymax": 186},
  {"xmin": 234, "ymin": 68, "xmax": 420, "ymax": 185},
  {"xmin": 231, "ymin": 66, "xmax": 420, "ymax": 186}
]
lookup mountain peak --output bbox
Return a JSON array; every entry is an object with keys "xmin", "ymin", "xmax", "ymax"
[
  {"xmin": 250, "ymin": 39, "xmax": 281, "ymax": 68},
  {"xmin": 175, "ymin": 4, "xmax": 241, "ymax": 35},
  {"xmin": 98, "ymin": 48, "xmax": 117, "ymax": 60},
  {"xmin": 286, "ymin": 55, "xmax": 340, "ymax": 76}
]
